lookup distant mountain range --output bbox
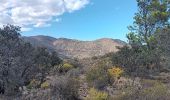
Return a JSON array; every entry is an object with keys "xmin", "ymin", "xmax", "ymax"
[{"xmin": 22, "ymin": 35, "xmax": 126, "ymax": 59}]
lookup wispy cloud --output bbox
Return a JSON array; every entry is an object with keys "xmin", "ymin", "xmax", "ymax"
[
  {"xmin": 21, "ymin": 27, "xmax": 32, "ymax": 32},
  {"xmin": 0, "ymin": 0, "xmax": 89, "ymax": 31}
]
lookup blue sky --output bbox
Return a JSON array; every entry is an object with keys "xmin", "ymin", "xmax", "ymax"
[{"xmin": 0, "ymin": 0, "xmax": 137, "ymax": 41}]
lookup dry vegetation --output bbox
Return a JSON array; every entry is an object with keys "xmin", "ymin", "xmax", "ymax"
[{"xmin": 1, "ymin": 0, "xmax": 170, "ymax": 100}]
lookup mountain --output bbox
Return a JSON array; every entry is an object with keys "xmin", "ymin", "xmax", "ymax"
[{"xmin": 22, "ymin": 35, "xmax": 126, "ymax": 59}]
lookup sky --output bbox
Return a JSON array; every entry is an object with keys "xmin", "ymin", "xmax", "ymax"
[{"xmin": 0, "ymin": 0, "xmax": 137, "ymax": 41}]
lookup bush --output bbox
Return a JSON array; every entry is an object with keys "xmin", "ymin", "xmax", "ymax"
[
  {"xmin": 85, "ymin": 88, "xmax": 108, "ymax": 100},
  {"xmin": 67, "ymin": 68, "xmax": 82, "ymax": 77},
  {"xmin": 114, "ymin": 81, "xmax": 170, "ymax": 100},
  {"xmin": 63, "ymin": 63, "xmax": 74, "ymax": 71},
  {"xmin": 156, "ymin": 28, "xmax": 170, "ymax": 70},
  {"xmin": 86, "ymin": 66, "xmax": 109, "ymax": 89},
  {"xmin": 108, "ymin": 67, "xmax": 123, "ymax": 79},
  {"xmin": 141, "ymin": 79, "xmax": 160, "ymax": 88},
  {"xmin": 0, "ymin": 25, "xmax": 62, "ymax": 95},
  {"xmin": 27, "ymin": 79, "xmax": 41, "ymax": 89},
  {"xmin": 50, "ymin": 76, "xmax": 80, "ymax": 100},
  {"xmin": 112, "ymin": 46, "xmax": 161, "ymax": 77},
  {"xmin": 54, "ymin": 63, "xmax": 74, "ymax": 73},
  {"xmin": 41, "ymin": 81, "xmax": 50, "ymax": 89},
  {"xmin": 141, "ymin": 83, "xmax": 168, "ymax": 100}
]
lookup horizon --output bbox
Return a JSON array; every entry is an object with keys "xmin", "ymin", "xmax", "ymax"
[
  {"xmin": 24, "ymin": 34, "xmax": 126, "ymax": 42},
  {"xmin": 0, "ymin": 0, "xmax": 137, "ymax": 42}
]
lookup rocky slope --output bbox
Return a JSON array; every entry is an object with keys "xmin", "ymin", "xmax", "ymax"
[{"xmin": 23, "ymin": 35, "xmax": 126, "ymax": 59}]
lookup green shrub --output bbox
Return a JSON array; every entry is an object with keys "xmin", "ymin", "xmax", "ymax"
[
  {"xmin": 85, "ymin": 88, "xmax": 108, "ymax": 100},
  {"xmin": 113, "ymin": 82, "xmax": 170, "ymax": 100},
  {"xmin": 63, "ymin": 63, "xmax": 74, "ymax": 71},
  {"xmin": 86, "ymin": 66, "xmax": 109, "ymax": 89},
  {"xmin": 141, "ymin": 79, "xmax": 161, "ymax": 88},
  {"xmin": 54, "ymin": 63, "xmax": 74, "ymax": 73},
  {"xmin": 27, "ymin": 79, "xmax": 41, "ymax": 89},
  {"xmin": 112, "ymin": 46, "xmax": 161, "ymax": 77},
  {"xmin": 51, "ymin": 76, "xmax": 80, "ymax": 100},
  {"xmin": 141, "ymin": 83, "xmax": 169, "ymax": 100},
  {"xmin": 41, "ymin": 81, "xmax": 50, "ymax": 89}
]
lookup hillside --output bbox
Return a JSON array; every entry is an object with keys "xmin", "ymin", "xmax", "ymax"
[{"xmin": 23, "ymin": 35, "xmax": 126, "ymax": 59}]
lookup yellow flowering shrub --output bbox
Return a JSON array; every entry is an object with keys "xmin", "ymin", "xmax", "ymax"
[
  {"xmin": 86, "ymin": 88, "xmax": 108, "ymax": 100},
  {"xmin": 108, "ymin": 67, "xmax": 123, "ymax": 78}
]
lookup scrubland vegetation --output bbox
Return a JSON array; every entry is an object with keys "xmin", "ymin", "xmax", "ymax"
[{"xmin": 1, "ymin": 0, "xmax": 170, "ymax": 100}]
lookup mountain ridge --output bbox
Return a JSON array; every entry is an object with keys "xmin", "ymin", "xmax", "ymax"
[{"xmin": 22, "ymin": 35, "xmax": 126, "ymax": 59}]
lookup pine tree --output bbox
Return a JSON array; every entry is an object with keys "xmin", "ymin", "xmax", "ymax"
[{"xmin": 127, "ymin": 0, "xmax": 170, "ymax": 49}]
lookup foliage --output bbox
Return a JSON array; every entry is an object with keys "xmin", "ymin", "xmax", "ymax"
[
  {"xmin": 114, "ymin": 81, "xmax": 170, "ymax": 100},
  {"xmin": 119, "ymin": 0, "xmax": 170, "ymax": 77},
  {"xmin": 85, "ymin": 88, "xmax": 108, "ymax": 100},
  {"xmin": 50, "ymin": 51, "xmax": 62, "ymax": 66},
  {"xmin": 156, "ymin": 27, "xmax": 170, "ymax": 69},
  {"xmin": 54, "ymin": 63, "xmax": 75, "ymax": 73},
  {"xmin": 86, "ymin": 61, "xmax": 124, "ymax": 89},
  {"xmin": 0, "ymin": 25, "xmax": 62, "ymax": 95},
  {"xmin": 51, "ymin": 76, "xmax": 80, "ymax": 100},
  {"xmin": 27, "ymin": 79, "xmax": 41, "ymax": 89},
  {"xmin": 86, "ymin": 65, "xmax": 109, "ymax": 89},
  {"xmin": 41, "ymin": 81, "xmax": 50, "ymax": 89},
  {"xmin": 108, "ymin": 67, "xmax": 123, "ymax": 78},
  {"xmin": 141, "ymin": 79, "xmax": 161, "ymax": 88},
  {"xmin": 142, "ymin": 83, "xmax": 167, "ymax": 97},
  {"xmin": 112, "ymin": 46, "xmax": 160, "ymax": 77},
  {"xmin": 66, "ymin": 68, "xmax": 82, "ymax": 77},
  {"xmin": 63, "ymin": 63, "xmax": 74, "ymax": 71},
  {"xmin": 128, "ymin": 0, "xmax": 169, "ymax": 49}
]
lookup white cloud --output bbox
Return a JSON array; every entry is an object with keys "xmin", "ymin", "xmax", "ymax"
[
  {"xmin": 55, "ymin": 18, "xmax": 62, "ymax": 22},
  {"xmin": 0, "ymin": 0, "xmax": 89, "ymax": 31},
  {"xmin": 21, "ymin": 27, "xmax": 32, "ymax": 32}
]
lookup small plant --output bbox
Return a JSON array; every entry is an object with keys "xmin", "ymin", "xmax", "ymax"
[
  {"xmin": 41, "ymin": 81, "xmax": 50, "ymax": 89},
  {"xmin": 113, "ymin": 81, "xmax": 170, "ymax": 100},
  {"xmin": 51, "ymin": 76, "xmax": 80, "ymax": 100},
  {"xmin": 27, "ymin": 79, "xmax": 41, "ymax": 89},
  {"xmin": 55, "ymin": 63, "xmax": 74, "ymax": 73},
  {"xmin": 62, "ymin": 63, "xmax": 74, "ymax": 71},
  {"xmin": 86, "ymin": 67, "xmax": 109, "ymax": 89},
  {"xmin": 141, "ymin": 82, "xmax": 169, "ymax": 99},
  {"xmin": 86, "ymin": 88, "xmax": 108, "ymax": 100},
  {"xmin": 108, "ymin": 67, "xmax": 123, "ymax": 79}
]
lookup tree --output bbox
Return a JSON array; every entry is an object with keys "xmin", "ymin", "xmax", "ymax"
[
  {"xmin": 0, "ymin": 25, "xmax": 62, "ymax": 95},
  {"xmin": 0, "ymin": 25, "xmax": 31, "ymax": 95},
  {"xmin": 111, "ymin": 0, "xmax": 170, "ymax": 77},
  {"xmin": 156, "ymin": 26, "xmax": 170, "ymax": 69},
  {"xmin": 128, "ymin": 0, "xmax": 169, "ymax": 49},
  {"xmin": 118, "ymin": 0, "xmax": 170, "ymax": 75},
  {"xmin": 50, "ymin": 51, "xmax": 62, "ymax": 66}
]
